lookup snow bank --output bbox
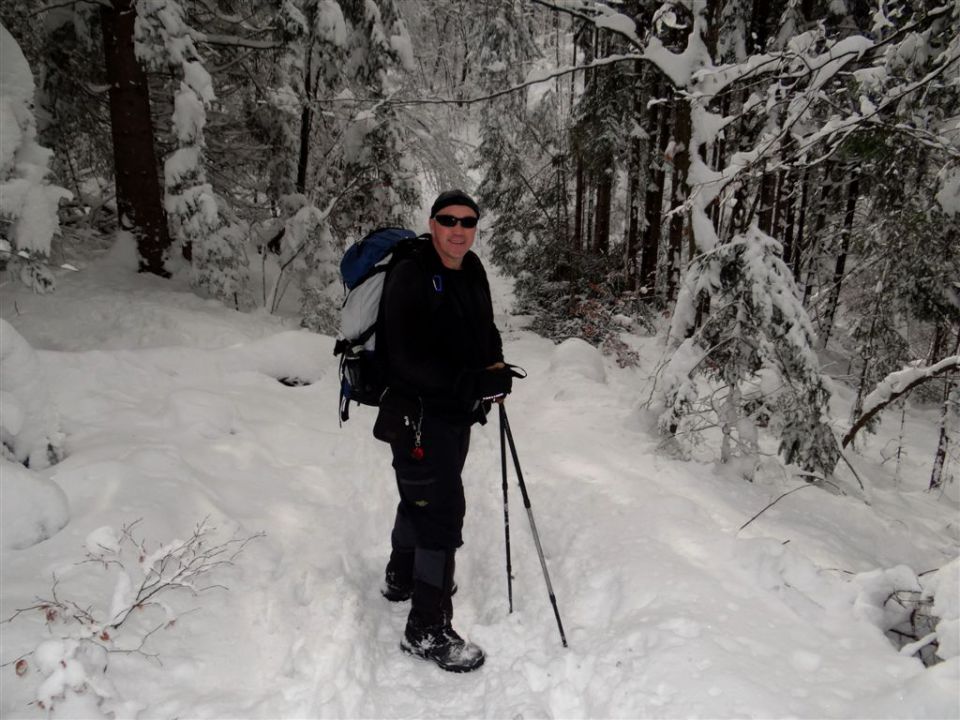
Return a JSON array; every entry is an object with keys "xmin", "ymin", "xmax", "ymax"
[
  {"xmin": 547, "ymin": 337, "xmax": 607, "ymax": 383},
  {"xmin": 2, "ymin": 258, "xmax": 959, "ymax": 718},
  {"xmin": 0, "ymin": 457, "xmax": 68, "ymax": 550},
  {"xmin": 851, "ymin": 565, "xmax": 921, "ymax": 630},
  {"xmin": 0, "ymin": 318, "xmax": 62, "ymax": 467}
]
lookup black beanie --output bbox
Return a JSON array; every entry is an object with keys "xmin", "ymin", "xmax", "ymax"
[{"xmin": 430, "ymin": 189, "xmax": 480, "ymax": 218}]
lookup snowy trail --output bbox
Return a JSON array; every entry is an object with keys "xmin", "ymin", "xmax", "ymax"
[{"xmin": 2, "ymin": 252, "xmax": 958, "ymax": 718}]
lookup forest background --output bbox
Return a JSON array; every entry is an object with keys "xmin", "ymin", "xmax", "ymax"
[
  {"xmin": 1, "ymin": 0, "xmax": 960, "ymax": 715},
  {"xmin": 1, "ymin": 0, "xmax": 959, "ymax": 505}
]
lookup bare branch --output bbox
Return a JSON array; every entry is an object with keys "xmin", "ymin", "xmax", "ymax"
[
  {"xmin": 199, "ymin": 34, "xmax": 284, "ymax": 50},
  {"xmin": 316, "ymin": 54, "xmax": 640, "ymax": 108},
  {"xmin": 738, "ymin": 484, "xmax": 816, "ymax": 533},
  {"xmin": 30, "ymin": 0, "xmax": 108, "ymax": 17}
]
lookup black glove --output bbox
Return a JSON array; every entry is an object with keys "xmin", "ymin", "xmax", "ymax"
[{"xmin": 472, "ymin": 366, "xmax": 513, "ymax": 400}]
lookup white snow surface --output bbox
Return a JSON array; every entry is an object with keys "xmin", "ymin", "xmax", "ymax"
[{"xmin": 0, "ymin": 238, "xmax": 958, "ymax": 718}]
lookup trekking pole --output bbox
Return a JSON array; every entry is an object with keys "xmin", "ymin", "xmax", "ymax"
[
  {"xmin": 500, "ymin": 404, "xmax": 568, "ymax": 648},
  {"xmin": 499, "ymin": 403, "xmax": 514, "ymax": 613}
]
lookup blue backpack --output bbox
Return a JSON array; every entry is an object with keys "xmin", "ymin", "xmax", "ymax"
[{"xmin": 334, "ymin": 227, "xmax": 425, "ymax": 421}]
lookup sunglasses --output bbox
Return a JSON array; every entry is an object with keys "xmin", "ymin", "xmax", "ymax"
[{"xmin": 434, "ymin": 214, "xmax": 478, "ymax": 229}]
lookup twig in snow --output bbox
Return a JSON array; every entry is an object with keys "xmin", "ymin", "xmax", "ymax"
[{"xmin": 738, "ymin": 484, "xmax": 815, "ymax": 533}]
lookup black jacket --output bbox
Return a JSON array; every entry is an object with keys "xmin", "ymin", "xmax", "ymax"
[{"xmin": 380, "ymin": 238, "xmax": 503, "ymax": 423}]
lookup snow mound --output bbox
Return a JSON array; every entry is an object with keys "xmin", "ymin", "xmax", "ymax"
[
  {"xmin": 0, "ymin": 457, "xmax": 68, "ymax": 550},
  {"xmin": 96, "ymin": 231, "xmax": 140, "ymax": 273},
  {"xmin": 923, "ymin": 557, "xmax": 960, "ymax": 660},
  {"xmin": 548, "ymin": 338, "xmax": 607, "ymax": 383},
  {"xmin": 852, "ymin": 565, "xmax": 921, "ymax": 630},
  {"xmin": 227, "ymin": 330, "xmax": 332, "ymax": 384},
  {"xmin": 162, "ymin": 389, "xmax": 237, "ymax": 438},
  {"xmin": 1, "ymin": 318, "xmax": 62, "ymax": 467}
]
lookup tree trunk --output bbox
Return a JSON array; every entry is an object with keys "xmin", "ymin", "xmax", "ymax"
[
  {"xmin": 930, "ymin": 327, "xmax": 960, "ymax": 490},
  {"xmin": 639, "ymin": 77, "xmax": 670, "ymax": 295},
  {"xmin": 781, "ymin": 172, "xmax": 797, "ymax": 267},
  {"xmin": 791, "ymin": 167, "xmax": 810, "ymax": 280},
  {"xmin": 850, "ymin": 256, "xmax": 892, "ymax": 433},
  {"xmin": 803, "ymin": 165, "xmax": 835, "ymax": 307},
  {"xmin": 820, "ymin": 169, "xmax": 860, "ymax": 347},
  {"xmin": 574, "ymin": 158, "xmax": 585, "ymax": 250},
  {"xmin": 928, "ymin": 321, "xmax": 947, "ymax": 365},
  {"xmin": 296, "ymin": 105, "xmax": 312, "ymax": 194},
  {"xmin": 585, "ymin": 175, "xmax": 596, "ymax": 252},
  {"xmin": 757, "ymin": 167, "xmax": 777, "ymax": 236},
  {"xmin": 666, "ymin": 97, "xmax": 691, "ymax": 302},
  {"xmin": 101, "ymin": 0, "xmax": 170, "ymax": 276},
  {"xmin": 749, "ymin": 0, "xmax": 771, "ymax": 53},
  {"xmin": 625, "ymin": 61, "xmax": 644, "ymax": 288},
  {"xmin": 593, "ymin": 166, "xmax": 612, "ymax": 254},
  {"xmin": 296, "ymin": 4, "xmax": 317, "ymax": 194}
]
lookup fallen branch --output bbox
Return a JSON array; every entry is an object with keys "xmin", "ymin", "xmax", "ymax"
[{"xmin": 843, "ymin": 356, "xmax": 960, "ymax": 448}]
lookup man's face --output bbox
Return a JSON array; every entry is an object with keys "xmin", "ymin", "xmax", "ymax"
[{"xmin": 429, "ymin": 205, "xmax": 478, "ymax": 270}]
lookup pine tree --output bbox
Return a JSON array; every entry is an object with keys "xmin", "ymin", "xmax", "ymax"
[
  {"xmin": 0, "ymin": 24, "xmax": 72, "ymax": 292},
  {"xmin": 135, "ymin": 0, "xmax": 249, "ymax": 305}
]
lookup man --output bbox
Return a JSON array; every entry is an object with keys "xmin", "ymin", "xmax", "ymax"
[{"xmin": 377, "ymin": 190, "xmax": 514, "ymax": 672}]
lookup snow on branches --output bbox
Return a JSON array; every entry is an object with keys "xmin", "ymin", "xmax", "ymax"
[
  {"xmin": 844, "ymin": 355, "xmax": 960, "ymax": 449},
  {"xmin": 659, "ymin": 226, "xmax": 839, "ymax": 479},
  {"xmin": 134, "ymin": 0, "xmax": 248, "ymax": 304},
  {"xmin": 0, "ymin": 24, "xmax": 72, "ymax": 292},
  {"xmin": 554, "ymin": 0, "xmax": 957, "ymax": 479}
]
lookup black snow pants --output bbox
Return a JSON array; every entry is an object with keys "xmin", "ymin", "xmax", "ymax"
[{"xmin": 389, "ymin": 415, "xmax": 470, "ymax": 591}]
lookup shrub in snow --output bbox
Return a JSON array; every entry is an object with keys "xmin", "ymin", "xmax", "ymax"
[
  {"xmin": 264, "ymin": 203, "xmax": 339, "ymax": 332},
  {"xmin": 7, "ymin": 519, "xmax": 263, "ymax": 716},
  {"xmin": 0, "ymin": 458, "xmax": 68, "ymax": 550},
  {"xmin": 0, "ymin": 24, "xmax": 72, "ymax": 292},
  {"xmin": 0, "ymin": 318, "xmax": 63, "ymax": 468},
  {"xmin": 510, "ymin": 234, "xmax": 649, "ymax": 368},
  {"xmin": 851, "ymin": 562, "xmax": 959, "ymax": 667}
]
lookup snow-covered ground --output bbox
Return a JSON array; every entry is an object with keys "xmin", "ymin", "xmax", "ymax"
[{"xmin": 1, "ymin": 234, "xmax": 958, "ymax": 719}]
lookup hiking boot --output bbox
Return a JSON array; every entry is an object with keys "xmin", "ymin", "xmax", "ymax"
[
  {"xmin": 382, "ymin": 577, "xmax": 457, "ymax": 603},
  {"xmin": 381, "ymin": 573, "xmax": 414, "ymax": 602},
  {"xmin": 382, "ymin": 549, "xmax": 414, "ymax": 602},
  {"xmin": 400, "ymin": 622, "xmax": 485, "ymax": 673}
]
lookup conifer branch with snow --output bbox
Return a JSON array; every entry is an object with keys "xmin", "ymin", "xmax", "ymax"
[{"xmin": 134, "ymin": 0, "xmax": 249, "ymax": 304}]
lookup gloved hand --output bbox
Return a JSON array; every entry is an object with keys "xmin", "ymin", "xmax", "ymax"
[{"xmin": 472, "ymin": 366, "xmax": 513, "ymax": 400}]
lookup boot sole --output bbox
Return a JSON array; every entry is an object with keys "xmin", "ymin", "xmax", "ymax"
[
  {"xmin": 399, "ymin": 638, "xmax": 485, "ymax": 673},
  {"xmin": 381, "ymin": 583, "xmax": 458, "ymax": 603}
]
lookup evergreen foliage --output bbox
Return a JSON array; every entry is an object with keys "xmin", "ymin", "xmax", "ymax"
[{"xmin": 2, "ymin": 0, "xmax": 957, "ymax": 485}]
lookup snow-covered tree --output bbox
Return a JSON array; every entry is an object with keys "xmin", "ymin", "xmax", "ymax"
[
  {"xmin": 0, "ymin": 23, "xmax": 72, "ymax": 292},
  {"xmin": 135, "ymin": 0, "xmax": 249, "ymax": 305},
  {"xmin": 660, "ymin": 226, "xmax": 839, "ymax": 478},
  {"xmin": 0, "ymin": 319, "xmax": 63, "ymax": 469}
]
